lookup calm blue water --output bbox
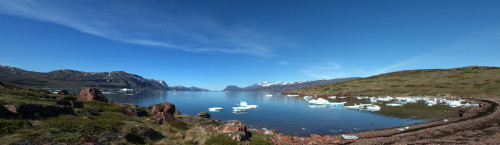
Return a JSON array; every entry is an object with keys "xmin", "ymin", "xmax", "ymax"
[{"xmin": 106, "ymin": 91, "xmax": 430, "ymax": 136}]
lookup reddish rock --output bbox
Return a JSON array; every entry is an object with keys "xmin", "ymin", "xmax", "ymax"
[
  {"xmin": 4, "ymin": 105, "xmax": 18, "ymax": 113},
  {"xmin": 205, "ymin": 125, "xmax": 218, "ymax": 131},
  {"xmin": 322, "ymin": 135, "xmax": 331, "ymax": 141},
  {"xmin": 174, "ymin": 110, "xmax": 181, "ymax": 115},
  {"xmin": 310, "ymin": 134, "xmax": 322, "ymax": 141},
  {"xmin": 149, "ymin": 102, "xmax": 176, "ymax": 115},
  {"xmin": 222, "ymin": 126, "xmax": 247, "ymax": 133},
  {"xmin": 149, "ymin": 102, "xmax": 178, "ymax": 125},
  {"xmin": 57, "ymin": 90, "xmax": 70, "ymax": 95},
  {"xmin": 330, "ymin": 140, "xmax": 342, "ymax": 144},
  {"xmin": 152, "ymin": 112, "xmax": 175, "ymax": 125},
  {"xmin": 231, "ymin": 131, "xmax": 248, "ymax": 141},
  {"xmin": 77, "ymin": 88, "xmax": 108, "ymax": 102}
]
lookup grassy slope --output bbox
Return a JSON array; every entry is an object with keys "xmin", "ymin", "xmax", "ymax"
[
  {"xmin": 286, "ymin": 66, "xmax": 500, "ymax": 97},
  {"xmin": 0, "ymin": 83, "xmax": 271, "ymax": 144}
]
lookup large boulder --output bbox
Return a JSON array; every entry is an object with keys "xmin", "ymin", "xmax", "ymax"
[
  {"xmin": 220, "ymin": 120, "xmax": 249, "ymax": 141},
  {"xmin": 148, "ymin": 102, "xmax": 177, "ymax": 125},
  {"xmin": 77, "ymin": 88, "xmax": 108, "ymax": 102}
]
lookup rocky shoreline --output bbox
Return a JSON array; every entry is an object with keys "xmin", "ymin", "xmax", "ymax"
[{"xmin": 252, "ymin": 97, "xmax": 499, "ymax": 144}]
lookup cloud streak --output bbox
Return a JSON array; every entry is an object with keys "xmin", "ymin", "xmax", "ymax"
[
  {"xmin": 0, "ymin": 0, "xmax": 284, "ymax": 57},
  {"xmin": 301, "ymin": 62, "xmax": 348, "ymax": 79}
]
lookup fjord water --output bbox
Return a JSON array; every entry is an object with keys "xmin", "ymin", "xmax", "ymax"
[{"xmin": 106, "ymin": 91, "xmax": 447, "ymax": 136}]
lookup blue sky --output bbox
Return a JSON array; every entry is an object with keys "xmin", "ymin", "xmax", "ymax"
[{"xmin": 0, "ymin": 0, "xmax": 499, "ymax": 91}]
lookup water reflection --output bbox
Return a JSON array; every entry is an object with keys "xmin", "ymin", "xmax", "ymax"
[{"xmin": 96, "ymin": 91, "xmax": 466, "ymax": 136}]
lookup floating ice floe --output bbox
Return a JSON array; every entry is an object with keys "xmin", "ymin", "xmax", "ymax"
[{"xmin": 342, "ymin": 134, "xmax": 358, "ymax": 140}]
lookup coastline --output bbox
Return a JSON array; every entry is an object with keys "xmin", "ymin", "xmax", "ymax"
[{"xmin": 255, "ymin": 97, "xmax": 499, "ymax": 144}]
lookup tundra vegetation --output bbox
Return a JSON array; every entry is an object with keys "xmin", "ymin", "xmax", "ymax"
[
  {"xmin": 286, "ymin": 66, "xmax": 500, "ymax": 98},
  {"xmin": 0, "ymin": 82, "xmax": 271, "ymax": 144}
]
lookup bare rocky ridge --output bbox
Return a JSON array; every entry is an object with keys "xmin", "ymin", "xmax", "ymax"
[{"xmin": 0, "ymin": 65, "xmax": 209, "ymax": 91}]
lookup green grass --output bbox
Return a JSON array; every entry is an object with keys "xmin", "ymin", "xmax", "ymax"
[
  {"xmin": 204, "ymin": 134, "xmax": 238, "ymax": 145},
  {"xmin": 84, "ymin": 101, "xmax": 127, "ymax": 113},
  {"xmin": 45, "ymin": 115, "xmax": 124, "ymax": 134},
  {"xmin": 249, "ymin": 139, "xmax": 273, "ymax": 145},
  {"xmin": 0, "ymin": 119, "xmax": 29, "ymax": 135},
  {"xmin": 286, "ymin": 66, "xmax": 500, "ymax": 98},
  {"xmin": 168, "ymin": 120, "xmax": 189, "ymax": 130},
  {"xmin": 53, "ymin": 132, "xmax": 81, "ymax": 141}
]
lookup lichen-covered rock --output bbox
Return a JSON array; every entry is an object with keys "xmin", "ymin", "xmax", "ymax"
[{"xmin": 77, "ymin": 88, "xmax": 108, "ymax": 102}]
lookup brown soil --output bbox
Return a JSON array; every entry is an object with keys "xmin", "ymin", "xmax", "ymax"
[{"xmin": 262, "ymin": 98, "xmax": 500, "ymax": 144}]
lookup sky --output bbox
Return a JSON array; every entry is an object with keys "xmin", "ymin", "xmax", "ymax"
[{"xmin": 0, "ymin": 0, "xmax": 499, "ymax": 91}]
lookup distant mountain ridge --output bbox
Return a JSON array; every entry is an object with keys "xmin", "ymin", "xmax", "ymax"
[
  {"xmin": 0, "ymin": 65, "xmax": 208, "ymax": 91},
  {"xmin": 223, "ymin": 77, "xmax": 360, "ymax": 92}
]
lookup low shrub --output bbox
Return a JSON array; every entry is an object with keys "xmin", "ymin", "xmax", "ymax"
[
  {"xmin": 168, "ymin": 120, "xmax": 189, "ymax": 130},
  {"xmin": 0, "ymin": 119, "xmax": 28, "ymax": 135},
  {"xmin": 84, "ymin": 101, "xmax": 127, "ymax": 113}
]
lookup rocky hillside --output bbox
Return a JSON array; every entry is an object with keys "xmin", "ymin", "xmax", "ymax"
[
  {"xmin": 0, "ymin": 65, "xmax": 210, "ymax": 91},
  {"xmin": 222, "ymin": 85, "xmax": 244, "ymax": 91},
  {"xmin": 168, "ymin": 86, "xmax": 209, "ymax": 91},
  {"xmin": 285, "ymin": 66, "xmax": 500, "ymax": 97},
  {"xmin": 223, "ymin": 77, "xmax": 360, "ymax": 92}
]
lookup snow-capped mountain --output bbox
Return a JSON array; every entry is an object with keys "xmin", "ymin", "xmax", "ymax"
[
  {"xmin": 249, "ymin": 81, "xmax": 307, "ymax": 87},
  {"xmin": 223, "ymin": 77, "xmax": 361, "ymax": 92}
]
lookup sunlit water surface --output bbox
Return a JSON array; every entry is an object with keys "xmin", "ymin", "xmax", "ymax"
[{"xmin": 99, "ymin": 91, "xmax": 459, "ymax": 136}]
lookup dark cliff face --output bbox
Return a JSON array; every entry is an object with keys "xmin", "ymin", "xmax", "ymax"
[
  {"xmin": 222, "ymin": 85, "xmax": 243, "ymax": 91},
  {"xmin": 0, "ymin": 65, "xmax": 167, "ymax": 90}
]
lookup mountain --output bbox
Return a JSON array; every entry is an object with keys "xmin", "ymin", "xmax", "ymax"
[
  {"xmin": 168, "ymin": 86, "xmax": 209, "ymax": 91},
  {"xmin": 222, "ymin": 85, "xmax": 243, "ymax": 91},
  {"xmin": 223, "ymin": 77, "xmax": 360, "ymax": 92},
  {"xmin": 285, "ymin": 66, "xmax": 500, "ymax": 97},
  {"xmin": 0, "ymin": 65, "xmax": 206, "ymax": 91}
]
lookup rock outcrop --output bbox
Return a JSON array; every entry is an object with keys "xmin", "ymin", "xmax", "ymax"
[
  {"xmin": 205, "ymin": 120, "xmax": 249, "ymax": 141},
  {"xmin": 57, "ymin": 90, "xmax": 70, "ymax": 95},
  {"xmin": 197, "ymin": 112, "xmax": 210, "ymax": 118},
  {"xmin": 148, "ymin": 102, "xmax": 177, "ymax": 125},
  {"xmin": 77, "ymin": 88, "xmax": 108, "ymax": 102}
]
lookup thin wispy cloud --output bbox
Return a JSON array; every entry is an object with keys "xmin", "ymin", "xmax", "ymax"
[
  {"xmin": 278, "ymin": 61, "xmax": 289, "ymax": 65},
  {"xmin": 301, "ymin": 62, "xmax": 348, "ymax": 79},
  {"xmin": 0, "ymin": 0, "xmax": 285, "ymax": 57}
]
